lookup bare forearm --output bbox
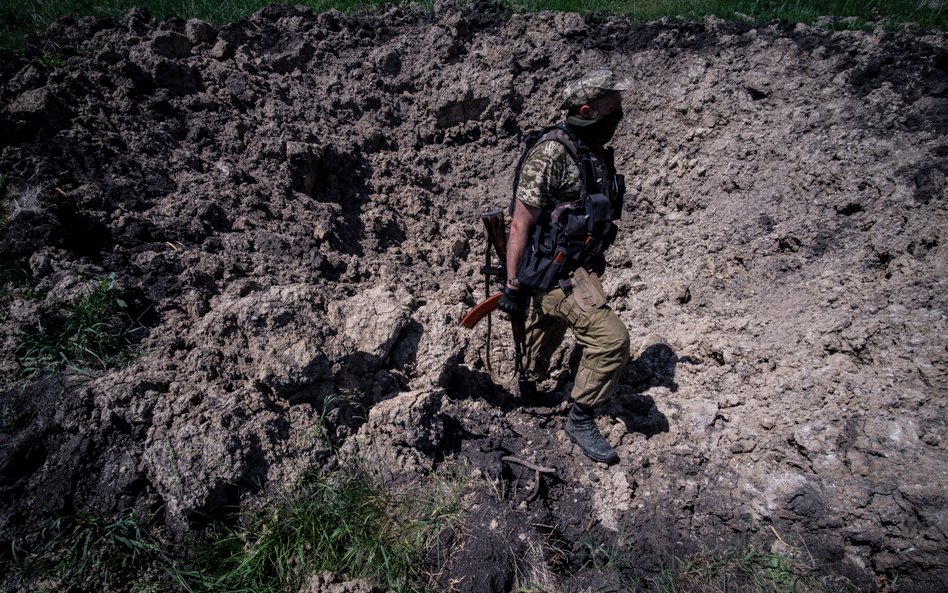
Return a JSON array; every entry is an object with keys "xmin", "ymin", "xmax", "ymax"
[{"xmin": 506, "ymin": 201, "xmax": 542, "ymax": 286}]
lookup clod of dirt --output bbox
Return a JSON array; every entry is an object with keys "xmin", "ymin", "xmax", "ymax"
[
  {"xmin": 339, "ymin": 389, "xmax": 445, "ymax": 484},
  {"xmin": 298, "ymin": 571, "xmax": 380, "ymax": 593}
]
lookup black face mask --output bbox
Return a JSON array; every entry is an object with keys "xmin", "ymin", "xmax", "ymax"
[{"xmin": 567, "ymin": 108, "xmax": 624, "ymax": 146}]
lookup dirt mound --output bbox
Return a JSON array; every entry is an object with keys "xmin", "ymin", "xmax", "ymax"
[{"xmin": 1, "ymin": 2, "xmax": 946, "ymax": 591}]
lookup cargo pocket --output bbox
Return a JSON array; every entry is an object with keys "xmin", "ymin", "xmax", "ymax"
[{"xmin": 560, "ymin": 292, "xmax": 589, "ymax": 332}]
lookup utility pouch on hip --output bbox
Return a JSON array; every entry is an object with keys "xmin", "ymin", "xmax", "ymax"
[
  {"xmin": 571, "ymin": 268, "xmax": 606, "ymax": 312},
  {"xmin": 536, "ymin": 248, "xmax": 566, "ymax": 291}
]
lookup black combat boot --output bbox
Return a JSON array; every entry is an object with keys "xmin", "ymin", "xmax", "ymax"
[{"xmin": 565, "ymin": 403, "xmax": 619, "ymax": 464}]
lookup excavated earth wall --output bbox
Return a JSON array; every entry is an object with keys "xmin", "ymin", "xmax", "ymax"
[{"xmin": 0, "ymin": 3, "xmax": 946, "ymax": 591}]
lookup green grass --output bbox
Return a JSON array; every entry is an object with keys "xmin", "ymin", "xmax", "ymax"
[
  {"xmin": 580, "ymin": 526, "xmax": 633, "ymax": 572},
  {"xmin": 189, "ymin": 464, "xmax": 469, "ymax": 592},
  {"xmin": 1, "ymin": 0, "xmax": 945, "ymax": 52},
  {"xmin": 7, "ymin": 509, "xmax": 188, "ymax": 592},
  {"xmin": 3, "ymin": 471, "xmax": 876, "ymax": 593},
  {"xmin": 191, "ymin": 467, "xmax": 422, "ymax": 593},
  {"xmin": 5, "ymin": 465, "xmax": 470, "ymax": 593},
  {"xmin": 14, "ymin": 273, "xmax": 146, "ymax": 375},
  {"xmin": 516, "ymin": 0, "xmax": 947, "ymax": 29},
  {"xmin": 652, "ymin": 542, "xmax": 865, "ymax": 593}
]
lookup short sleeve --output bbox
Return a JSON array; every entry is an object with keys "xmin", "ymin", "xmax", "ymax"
[{"xmin": 515, "ymin": 140, "xmax": 581, "ymax": 209}]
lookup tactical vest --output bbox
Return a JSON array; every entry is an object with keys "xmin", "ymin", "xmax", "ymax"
[{"xmin": 510, "ymin": 125, "xmax": 625, "ymax": 291}]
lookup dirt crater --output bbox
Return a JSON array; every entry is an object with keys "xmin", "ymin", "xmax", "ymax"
[{"xmin": 1, "ymin": 3, "xmax": 946, "ymax": 591}]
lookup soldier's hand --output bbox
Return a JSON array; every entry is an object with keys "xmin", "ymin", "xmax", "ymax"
[{"xmin": 497, "ymin": 284, "xmax": 528, "ymax": 320}]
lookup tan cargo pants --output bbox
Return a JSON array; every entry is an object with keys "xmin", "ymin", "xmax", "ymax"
[{"xmin": 524, "ymin": 287, "xmax": 630, "ymax": 407}]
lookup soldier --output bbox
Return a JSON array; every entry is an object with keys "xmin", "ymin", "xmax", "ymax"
[{"xmin": 498, "ymin": 70, "xmax": 632, "ymax": 464}]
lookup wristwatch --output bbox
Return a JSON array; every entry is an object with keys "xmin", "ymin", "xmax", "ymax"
[{"xmin": 507, "ymin": 277, "xmax": 521, "ymax": 288}]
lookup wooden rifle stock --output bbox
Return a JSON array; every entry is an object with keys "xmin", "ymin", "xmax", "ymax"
[
  {"xmin": 460, "ymin": 291, "xmax": 501, "ymax": 329},
  {"xmin": 481, "ymin": 208, "xmax": 508, "ymax": 274}
]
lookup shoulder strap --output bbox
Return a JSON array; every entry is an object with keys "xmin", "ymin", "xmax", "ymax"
[{"xmin": 554, "ymin": 125, "xmax": 605, "ymax": 198}]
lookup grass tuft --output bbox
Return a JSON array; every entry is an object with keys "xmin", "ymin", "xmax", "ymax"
[
  {"xmin": 580, "ymin": 526, "xmax": 633, "ymax": 572},
  {"xmin": 11, "ymin": 183, "xmax": 46, "ymax": 217},
  {"xmin": 14, "ymin": 273, "xmax": 146, "ymax": 375},
  {"xmin": 2, "ymin": 464, "xmax": 471, "ymax": 592},
  {"xmin": 188, "ymin": 464, "xmax": 467, "ymax": 592},
  {"xmin": 653, "ymin": 542, "xmax": 864, "ymax": 593},
  {"xmin": 7, "ymin": 509, "xmax": 187, "ymax": 592}
]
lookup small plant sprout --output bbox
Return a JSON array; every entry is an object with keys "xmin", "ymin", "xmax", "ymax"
[{"xmin": 15, "ymin": 273, "xmax": 146, "ymax": 375}]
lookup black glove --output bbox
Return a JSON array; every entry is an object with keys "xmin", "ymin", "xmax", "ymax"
[{"xmin": 497, "ymin": 284, "xmax": 528, "ymax": 320}]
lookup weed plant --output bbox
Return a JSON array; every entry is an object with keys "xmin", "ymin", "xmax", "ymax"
[
  {"xmin": 3, "ymin": 465, "xmax": 470, "ymax": 592},
  {"xmin": 311, "ymin": 387, "xmax": 367, "ymax": 446},
  {"xmin": 2, "ymin": 0, "xmax": 946, "ymax": 52},
  {"xmin": 188, "ymin": 464, "xmax": 469, "ymax": 593},
  {"xmin": 652, "ymin": 542, "xmax": 863, "ymax": 593},
  {"xmin": 14, "ymin": 273, "xmax": 145, "ymax": 374},
  {"xmin": 398, "ymin": 459, "xmax": 470, "ymax": 561},
  {"xmin": 7, "ymin": 510, "xmax": 189, "ymax": 592},
  {"xmin": 581, "ymin": 526, "xmax": 632, "ymax": 572},
  {"xmin": 190, "ymin": 467, "xmax": 413, "ymax": 592}
]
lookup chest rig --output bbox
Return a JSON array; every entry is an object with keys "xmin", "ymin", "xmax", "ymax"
[{"xmin": 511, "ymin": 125, "xmax": 625, "ymax": 291}]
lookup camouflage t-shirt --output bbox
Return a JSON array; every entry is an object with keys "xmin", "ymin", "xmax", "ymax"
[{"xmin": 515, "ymin": 140, "xmax": 581, "ymax": 210}]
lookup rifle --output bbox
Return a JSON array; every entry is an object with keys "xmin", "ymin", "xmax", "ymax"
[{"xmin": 461, "ymin": 209, "xmax": 528, "ymax": 390}]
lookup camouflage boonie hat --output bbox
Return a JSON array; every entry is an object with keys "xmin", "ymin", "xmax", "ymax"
[{"xmin": 560, "ymin": 69, "xmax": 631, "ymax": 110}]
